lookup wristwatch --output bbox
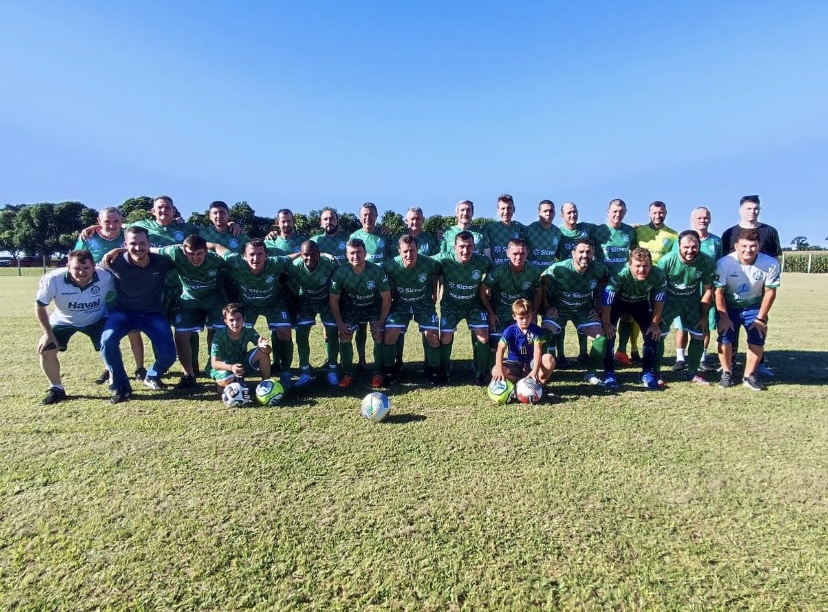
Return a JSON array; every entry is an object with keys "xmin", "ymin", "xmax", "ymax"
[{"xmin": 756, "ymin": 316, "xmax": 768, "ymax": 323}]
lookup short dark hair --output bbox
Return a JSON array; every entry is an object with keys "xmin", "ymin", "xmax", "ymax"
[
  {"xmin": 573, "ymin": 238, "xmax": 594, "ymax": 250},
  {"xmin": 398, "ymin": 234, "xmax": 417, "ymax": 248},
  {"xmin": 347, "ymin": 238, "xmax": 366, "ymax": 250},
  {"xmin": 245, "ymin": 239, "xmax": 266, "ymax": 251},
  {"xmin": 538, "ymin": 199, "xmax": 554, "ymax": 210},
  {"xmin": 209, "ymin": 200, "xmax": 229, "ymax": 212},
  {"xmin": 67, "ymin": 249, "xmax": 94, "ymax": 265},
  {"xmin": 276, "ymin": 209, "xmax": 294, "ymax": 219},
  {"xmin": 497, "ymin": 194, "xmax": 514, "ymax": 207},
  {"xmin": 740, "ymin": 195, "xmax": 760, "ymax": 206},
  {"xmin": 300, "ymin": 240, "xmax": 319, "ymax": 253},
  {"xmin": 125, "ymin": 226, "xmax": 149, "ymax": 240},
  {"xmin": 455, "ymin": 230, "xmax": 474, "ymax": 244},
  {"xmin": 678, "ymin": 229, "xmax": 700, "ymax": 245},
  {"xmin": 649, "ymin": 200, "xmax": 667, "ymax": 210},
  {"xmin": 736, "ymin": 228, "xmax": 760, "ymax": 243},
  {"xmin": 154, "ymin": 195, "xmax": 174, "ymax": 207},
  {"xmin": 183, "ymin": 234, "xmax": 207, "ymax": 251}
]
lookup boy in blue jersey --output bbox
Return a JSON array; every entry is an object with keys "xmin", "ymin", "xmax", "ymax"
[{"xmin": 491, "ymin": 299, "xmax": 556, "ymax": 387}]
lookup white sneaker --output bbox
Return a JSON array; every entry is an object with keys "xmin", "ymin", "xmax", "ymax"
[{"xmin": 583, "ymin": 372, "xmax": 604, "ymax": 386}]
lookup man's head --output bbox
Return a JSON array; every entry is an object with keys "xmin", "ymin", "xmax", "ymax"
[
  {"xmin": 560, "ymin": 202, "xmax": 579, "ymax": 228},
  {"xmin": 690, "ymin": 207, "xmax": 711, "ymax": 235},
  {"xmin": 320, "ymin": 207, "xmax": 339, "ymax": 235},
  {"xmin": 124, "ymin": 226, "xmax": 150, "ymax": 263},
  {"xmin": 454, "ymin": 231, "xmax": 475, "ymax": 263},
  {"xmin": 346, "ymin": 238, "xmax": 367, "ymax": 268},
  {"xmin": 607, "ymin": 199, "xmax": 627, "ymax": 227},
  {"xmin": 648, "ymin": 201, "xmax": 667, "ymax": 228},
  {"xmin": 243, "ymin": 239, "xmax": 268, "ymax": 273},
  {"xmin": 221, "ymin": 302, "xmax": 246, "ymax": 332},
  {"xmin": 405, "ymin": 207, "xmax": 425, "ymax": 235},
  {"xmin": 511, "ymin": 298, "xmax": 533, "ymax": 330},
  {"xmin": 537, "ymin": 200, "xmax": 555, "ymax": 226},
  {"xmin": 506, "ymin": 238, "xmax": 528, "ymax": 270},
  {"xmin": 152, "ymin": 195, "xmax": 175, "ymax": 226},
  {"xmin": 735, "ymin": 228, "xmax": 760, "ymax": 264},
  {"xmin": 359, "ymin": 202, "xmax": 378, "ymax": 232},
  {"xmin": 209, "ymin": 201, "xmax": 230, "ymax": 231},
  {"xmin": 571, "ymin": 238, "xmax": 594, "ymax": 270},
  {"xmin": 182, "ymin": 234, "xmax": 208, "ymax": 267},
  {"xmin": 97, "ymin": 207, "xmax": 123, "ymax": 239},
  {"xmin": 66, "ymin": 249, "xmax": 95, "ymax": 285},
  {"xmin": 739, "ymin": 195, "xmax": 761, "ymax": 225},
  {"xmin": 398, "ymin": 234, "xmax": 418, "ymax": 268},
  {"xmin": 677, "ymin": 230, "xmax": 701, "ymax": 264},
  {"xmin": 299, "ymin": 240, "xmax": 320, "ymax": 270},
  {"xmin": 276, "ymin": 209, "xmax": 295, "ymax": 237},
  {"xmin": 628, "ymin": 247, "xmax": 652, "ymax": 280},
  {"xmin": 497, "ymin": 194, "xmax": 515, "ymax": 224},
  {"xmin": 455, "ymin": 200, "xmax": 474, "ymax": 227}
]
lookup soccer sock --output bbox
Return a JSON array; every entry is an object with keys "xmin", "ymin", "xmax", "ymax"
[
  {"xmin": 591, "ymin": 335, "xmax": 607, "ymax": 371},
  {"xmin": 688, "ymin": 338, "xmax": 704, "ymax": 372},
  {"xmin": 356, "ymin": 325, "xmax": 367, "ymax": 360},
  {"xmin": 396, "ymin": 334, "xmax": 405, "ymax": 365},
  {"xmin": 654, "ymin": 338, "xmax": 665, "ymax": 373},
  {"xmin": 630, "ymin": 323, "xmax": 641, "ymax": 353},
  {"xmin": 190, "ymin": 332, "xmax": 200, "ymax": 370},
  {"xmin": 372, "ymin": 341, "xmax": 383, "ymax": 370},
  {"xmin": 296, "ymin": 326, "xmax": 311, "ymax": 369},
  {"xmin": 340, "ymin": 342, "xmax": 354, "ymax": 375},
  {"xmin": 279, "ymin": 339, "xmax": 293, "ymax": 372},
  {"xmin": 617, "ymin": 320, "xmax": 632, "ymax": 353},
  {"xmin": 578, "ymin": 332, "xmax": 588, "ymax": 357},
  {"xmin": 440, "ymin": 341, "xmax": 453, "ymax": 376},
  {"xmin": 556, "ymin": 328, "xmax": 565, "ymax": 358},
  {"xmin": 425, "ymin": 344, "xmax": 441, "ymax": 369},
  {"xmin": 474, "ymin": 340, "xmax": 490, "ymax": 378},
  {"xmin": 676, "ymin": 347, "xmax": 686, "ymax": 362},
  {"xmin": 382, "ymin": 344, "xmax": 396, "ymax": 371},
  {"xmin": 325, "ymin": 330, "xmax": 339, "ymax": 367}
]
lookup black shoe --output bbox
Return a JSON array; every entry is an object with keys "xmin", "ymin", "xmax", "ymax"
[
  {"xmin": 631, "ymin": 352, "xmax": 642, "ymax": 364},
  {"xmin": 577, "ymin": 354, "xmax": 590, "ymax": 365},
  {"xmin": 355, "ymin": 357, "xmax": 367, "ymax": 373},
  {"xmin": 110, "ymin": 387, "xmax": 131, "ymax": 404},
  {"xmin": 134, "ymin": 367, "xmax": 147, "ymax": 382},
  {"xmin": 474, "ymin": 374, "xmax": 489, "ymax": 387},
  {"xmin": 672, "ymin": 360, "xmax": 687, "ymax": 372},
  {"xmin": 143, "ymin": 376, "xmax": 165, "ymax": 390},
  {"xmin": 429, "ymin": 372, "xmax": 448, "ymax": 387},
  {"xmin": 383, "ymin": 373, "xmax": 398, "ymax": 387},
  {"xmin": 719, "ymin": 371, "xmax": 734, "ymax": 388},
  {"xmin": 175, "ymin": 375, "xmax": 197, "ymax": 390},
  {"xmin": 42, "ymin": 387, "xmax": 66, "ymax": 405},
  {"xmin": 742, "ymin": 374, "xmax": 767, "ymax": 391},
  {"xmin": 556, "ymin": 356, "xmax": 570, "ymax": 370},
  {"xmin": 94, "ymin": 370, "xmax": 110, "ymax": 385}
]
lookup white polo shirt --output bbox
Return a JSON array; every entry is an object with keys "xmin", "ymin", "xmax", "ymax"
[
  {"xmin": 35, "ymin": 267, "xmax": 114, "ymax": 327},
  {"xmin": 714, "ymin": 252, "xmax": 780, "ymax": 309}
]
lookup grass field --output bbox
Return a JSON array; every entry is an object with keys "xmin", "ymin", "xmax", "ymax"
[{"xmin": 1, "ymin": 271, "xmax": 827, "ymax": 610}]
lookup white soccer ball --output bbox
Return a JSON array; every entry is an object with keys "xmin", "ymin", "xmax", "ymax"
[
  {"xmin": 360, "ymin": 392, "xmax": 391, "ymax": 422},
  {"xmin": 515, "ymin": 377, "xmax": 543, "ymax": 404},
  {"xmin": 222, "ymin": 382, "xmax": 251, "ymax": 407},
  {"xmin": 255, "ymin": 379, "xmax": 285, "ymax": 406}
]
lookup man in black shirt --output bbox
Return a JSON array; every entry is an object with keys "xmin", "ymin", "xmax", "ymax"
[{"xmin": 721, "ymin": 195, "xmax": 782, "ymax": 257}]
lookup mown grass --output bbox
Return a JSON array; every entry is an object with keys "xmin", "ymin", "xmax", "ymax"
[{"xmin": 1, "ymin": 273, "xmax": 826, "ymax": 610}]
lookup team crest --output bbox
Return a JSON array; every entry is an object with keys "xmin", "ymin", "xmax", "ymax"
[
  {"xmin": 377, "ymin": 239, "xmax": 385, "ymax": 247},
  {"xmin": 418, "ymin": 274, "xmax": 427, "ymax": 283},
  {"xmin": 338, "ymin": 241, "xmax": 346, "ymax": 250},
  {"xmin": 91, "ymin": 286, "xmax": 101, "ymax": 295},
  {"xmin": 622, "ymin": 234, "xmax": 630, "ymax": 244},
  {"xmin": 266, "ymin": 275, "xmax": 275, "ymax": 283},
  {"xmin": 522, "ymin": 282, "xmax": 531, "ymax": 290},
  {"xmin": 663, "ymin": 239, "xmax": 671, "ymax": 247},
  {"xmin": 229, "ymin": 239, "xmax": 239, "ymax": 249},
  {"xmin": 472, "ymin": 270, "xmax": 481, "ymax": 280},
  {"xmin": 589, "ymin": 280, "xmax": 598, "ymax": 289},
  {"xmin": 174, "ymin": 231, "xmax": 185, "ymax": 241},
  {"xmin": 367, "ymin": 281, "xmax": 376, "ymax": 290},
  {"xmin": 752, "ymin": 270, "xmax": 764, "ymax": 281},
  {"xmin": 209, "ymin": 270, "xmax": 217, "ymax": 276}
]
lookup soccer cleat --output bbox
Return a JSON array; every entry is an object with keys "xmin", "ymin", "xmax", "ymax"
[
  {"xmin": 631, "ymin": 352, "xmax": 642, "ymax": 364},
  {"xmin": 42, "ymin": 386, "xmax": 66, "ymax": 405},
  {"xmin": 473, "ymin": 374, "xmax": 489, "ymax": 387},
  {"xmin": 279, "ymin": 372, "xmax": 293, "ymax": 389},
  {"xmin": 295, "ymin": 372, "xmax": 313, "ymax": 387},
  {"xmin": 429, "ymin": 372, "xmax": 448, "ymax": 387},
  {"xmin": 755, "ymin": 363, "xmax": 775, "ymax": 377},
  {"xmin": 671, "ymin": 360, "xmax": 687, "ymax": 372},
  {"xmin": 614, "ymin": 351, "xmax": 633, "ymax": 367},
  {"xmin": 640, "ymin": 373, "xmax": 660, "ymax": 390},
  {"xmin": 355, "ymin": 357, "xmax": 367, "ymax": 373},
  {"xmin": 742, "ymin": 374, "xmax": 767, "ymax": 391},
  {"xmin": 577, "ymin": 353, "xmax": 590, "ymax": 365},
  {"xmin": 143, "ymin": 376, "xmax": 165, "ymax": 390},
  {"xmin": 603, "ymin": 374, "xmax": 619, "ymax": 389},
  {"xmin": 697, "ymin": 359, "xmax": 716, "ymax": 373},
  {"xmin": 370, "ymin": 373, "xmax": 384, "ymax": 389},
  {"xmin": 326, "ymin": 370, "xmax": 340, "ymax": 386},
  {"xmin": 556, "ymin": 356, "xmax": 571, "ymax": 370},
  {"xmin": 94, "ymin": 370, "xmax": 110, "ymax": 385},
  {"xmin": 174, "ymin": 375, "xmax": 197, "ymax": 390},
  {"xmin": 689, "ymin": 374, "xmax": 711, "ymax": 386},
  {"xmin": 719, "ymin": 372, "xmax": 734, "ymax": 388},
  {"xmin": 338, "ymin": 374, "xmax": 353, "ymax": 388},
  {"xmin": 583, "ymin": 372, "xmax": 604, "ymax": 386},
  {"xmin": 110, "ymin": 387, "xmax": 131, "ymax": 404},
  {"xmin": 134, "ymin": 367, "xmax": 148, "ymax": 382}
]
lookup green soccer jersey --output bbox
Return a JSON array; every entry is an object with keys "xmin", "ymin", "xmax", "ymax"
[
  {"xmin": 75, "ymin": 231, "xmax": 125, "ymax": 263},
  {"xmin": 286, "ymin": 256, "xmax": 338, "ymax": 304},
  {"xmin": 543, "ymin": 259, "xmax": 608, "ymax": 314},
  {"xmin": 265, "ymin": 233, "xmax": 307, "ymax": 256},
  {"xmin": 635, "ymin": 224, "xmax": 678, "ymax": 263},
  {"xmin": 605, "ymin": 266, "xmax": 667, "ymax": 304},
  {"xmin": 130, "ymin": 218, "xmax": 200, "ymax": 247},
  {"xmin": 222, "ymin": 252, "xmax": 292, "ymax": 307},
  {"xmin": 210, "ymin": 326, "xmax": 260, "ymax": 365},
  {"xmin": 657, "ymin": 252, "xmax": 715, "ymax": 300},
  {"xmin": 591, "ymin": 223, "xmax": 637, "ymax": 275},
  {"xmin": 484, "ymin": 221, "xmax": 527, "ymax": 266},
  {"xmin": 434, "ymin": 252, "xmax": 491, "ymax": 308},
  {"xmin": 384, "ymin": 255, "xmax": 441, "ymax": 306},
  {"xmin": 158, "ymin": 246, "xmax": 227, "ymax": 302},
  {"xmin": 525, "ymin": 221, "xmax": 562, "ymax": 269},
  {"xmin": 671, "ymin": 233, "xmax": 723, "ymax": 261},
  {"xmin": 311, "ymin": 229, "xmax": 350, "ymax": 264},
  {"xmin": 349, "ymin": 228, "xmax": 392, "ymax": 265},
  {"xmin": 483, "ymin": 263, "xmax": 542, "ymax": 319},
  {"xmin": 557, "ymin": 223, "xmax": 595, "ymax": 260},
  {"xmin": 395, "ymin": 231, "xmax": 439, "ymax": 256},
  {"xmin": 199, "ymin": 225, "xmax": 250, "ymax": 254},
  {"xmin": 330, "ymin": 261, "xmax": 390, "ymax": 310},
  {"xmin": 440, "ymin": 225, "xmax": 489, "ymax": 255}
]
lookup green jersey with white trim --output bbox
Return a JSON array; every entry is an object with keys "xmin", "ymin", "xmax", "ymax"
[
  {"xmin": 542, "ymin": 259, "xmax": 608, "ymax": 314},
  {"xmin": 434, "ymin": 252, "xmax": 491, "ymax": 308},
  {"xmin": 222, "ymin": 252, "xmax": 292, "ymax": 307},
  {"xmin": 557, "ymin": 223, "xmax": 595, "ymax": 260},
  {"xmin": 286, "ymin": 256, "xmax": 338, "ymax": 304},
  {"xmin": 605, "ymin": 266, "xmax": 667, "ymax": 304},
  {"xmin": 349, "ymin": 228, "xmax": 392, "ymax": 265},
  {"xmin": 75, "ymin": 231, "xmax": 125, "ymax": 263},
  {"xmin": 199, "ymin": 225, "xmax": 249, "ymax": 254},
  {"xmin": 483, "ymin": 263, "xmax": 542, "ymax": 319},
  {"xmin": 311, "ymin": 229, "xmax": 350, "ymax": 263},
  {"xmin": 265, "ymin": 233, "xmax": 307, "ymax": 256},
  {"xmin": 210, "ymin": 326, "xmax": 260, "ymax": 364},
  {"xmin": 483, "ymin": 221, "xmax": 527, "ymax": 266},
  {"xmin": 657, "ymin": 251, "xmax": 715, "ymax": 300},
  {"xmin": 384, "ymin": 255, "xmax": 440, "ymax": 306},
  {"xmin": 440, "ymin": 225, "xmax": 489, "ymax": 255},
  {"xmin": 591, "ymin": 223, "xmax": 637, "ymax": 275},
  {"xmin": 130, "ymin": 218, "xmax": 200, "ymax": 247},
  {"xmin": 330, "ymin": 261, "xmax": 390, "ymax": 309},
  {"xmin": 395, "ymin": 231, "xmax": 439, "ymax": 256},
  {"xmin": 158, "ymin": 246, "xmax": 227, "ymax": 301},
  {"xmin": 525, "ymin": 221, "xmax": 562, "ymax": 269}
]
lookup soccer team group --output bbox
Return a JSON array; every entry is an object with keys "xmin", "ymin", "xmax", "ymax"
[{"xmin": 35, "ymin": 193, "xmax": 781, "ymax": 405}]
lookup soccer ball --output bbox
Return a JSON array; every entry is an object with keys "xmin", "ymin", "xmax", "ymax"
[
  {"xmin": 222, "ymin": 382, "xmax": 251, "ymax": 407},
  {"xmin": 515, "ymin": 377, "xmax": 543, "ymax": 404},
  {"xmin": 255, "ymin": 379, "xmax": 285, "ymax": 406},
  {"xmin": 487, "ymin": 379, "xmax": 515, "ymax": 405},
  {"xmin": 360, "ymin": 392, "xmax": 391, "ymax": 422}
]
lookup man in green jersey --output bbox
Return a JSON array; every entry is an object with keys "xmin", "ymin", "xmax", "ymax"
[
  {"xmin": 554, "ymin": 202, "xmax": 595, "ymax": 366},
  {"xmin": 656, "ymin": 230, "xmax": 715, "ymax": 385},
  {"xmin": 288, "ymin": 240, "xmax": 340, "ymax": 387},
  {"xmin": 329, "ymin": 238, "xmax": 392, "ymax": 389},
  {"xmin": 311, "ymin": 207, "xmax": 349, "ymax": 264},
  {"xmin": 434, "ymin": 231, "xmax": 492, "ymax": 385},
  {"xmin": 199, "ymin": 201, "xmax": 249, "ymax": 253},
  {"xmin": 265, "ymin": 208, "xmax": 307, "ymax": 256},
  {"xmin": 480, "ymin": 238, "xmax": 542, "ymax": 374},
  {"xmin": 483, "ymin": 194, "xmax": 527, "ymax": 266},
  {"xmin": 383, "ymin": 235, "xmax": 442, "ymax": 384},
  {"xmin": 541, "ymin": 239, "xmax": 609, "ymax": 385},
  {"xmin": 525, "ymin": 200, "xmax": 562, "ymax": 270},
  {"xmin": 399, "ymin": 207, "xmax": 440, "ymax": 256},
  {"xmin": 440, "ymin": 200, "xmax": 489, "ymax": 255},
  {"xmin": 601, "ymin": 248, "xmax": 667, "ymax": 390}
]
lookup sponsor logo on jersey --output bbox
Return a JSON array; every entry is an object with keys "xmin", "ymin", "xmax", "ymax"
[
  {"xmin": 522, "ymin": 282, "xmax": 531, "ymax": 290},
  {"xmin": 68, "ymin": 299, "xmax": 101, "ymax": 310},
  {"xmin": 752, "ymin": 270, "xmax": 764, "ymax": 281}
]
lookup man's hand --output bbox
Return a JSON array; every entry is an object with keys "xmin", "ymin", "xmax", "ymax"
[
  {"xmin": 646, "ymin": 322, "xmax": 661, "ymax": 341},
  {"xmin": 491, "ymin": 365, "xmax": 504, "ymax": 382},
  {"xmin": 37, "ymin": 332, "xmax": 59, "ymax": 354},
  {"xmin": 79, "ymin": 224, "xmax": 101, "ymax": 240},
  {"xmin": 101, "ymin": 248, "xmax": 127, "ymax": 267},
  {"xmin": 604, "ymin": 323, "xmax": 616, "ymax": 341},
  {"xmin": 227, "ymin": 221, "xmax": 242, "ymax": 237},
  {"xmin": 231, "ymin": 363, "xmax": 245, "ymax": 377},
  {"xmin": 717, "ymin": 314, "xmax": 734, "ymax": 335},
  {"xmin": 748, "ymin": 318, "xmax": 768, "ymax": 338},
  {"xmin": 544, "ymin": 307, "xmax": 558, "ymax": 320}
]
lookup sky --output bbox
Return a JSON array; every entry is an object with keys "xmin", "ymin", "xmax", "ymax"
[{"xmin": 2, "ymin": 0, "xmax": 827, "ymax": 245}]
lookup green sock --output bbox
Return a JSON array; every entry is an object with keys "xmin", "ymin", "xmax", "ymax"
[
  {"xmin": 383, "ymin": 344, "xmax": 396, "ymax": 371},
  {"xmin": 590, "ymin": 335, "xmax": 606, "ymax": 370},
  {"xmin": 296, "ymin": 326, "xmax": 311, "ymax": 369},
  {"xmin": 655, "ymin": 337, "xmax": 665, "ymax": 372},
  {"xmin": 372, "ymin": 341, "xmax": 382, "ymax": 370},
  {"xmin": 190, "ymin": 332, "xmax": 199, "ymax": 370},
  {"xmin": 578, "ymin": 333, "xmax": 588, "ymax": 357},
  {"xmin": 688, "ymin": 338, "xmax": 704, "ymax": 372},
  {"xmin": 396, "ymin": 334, "xmax": 405, "ymax": 364},
  {"xmin": 474, "ymin": 339, "xmax": 489, "ymax": 378},
  {"xmin": 340, "ymin": 341, "xmax": 354, "ymax": 375},
  {"xmin": 617, "ymin": 320, "xmax": 631, "ymax": 353},
  {"xmin": 279, "ymin": 339, "xmax": 293, "ymax": 371},
  {"xmin": 356, "ymin": 325, "xmax": 367, "ymax": 360},
  {"xmin": 440, "ymin": 341, "xmax": 453, "ymax": 376},
  {"xmin": 325, "ymin": 328, "xmax": 339, "ymax": 367},
  {"xmin": 425, "ymin": 344, "xmax": 441, "ymax": 369},
  {"xmin": 556, "ymin": 327, "xmax": 565, "ymax": 357}
]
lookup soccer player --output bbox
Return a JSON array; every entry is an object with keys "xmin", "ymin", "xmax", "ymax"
[
  {"xmin": 525, "ymin": 199, "xmax": 562, "ymax": 270},
  {"xmin": 714, "ymin": 228, "xmax": 780, "ymax": 391},
  {"xmin": 399, "ymin": 206, "xmax": 440, "ymax": 255},
  {"xmin": 288, "ymin": 240, "xmax": 340, "ymax": 386},
  {"xmin": 491, "ymin": 298, "xmax": 556, "ymax": 389},
  {"xmin": 601, "ymin": 248, "xmax": 667, "ymax": 390},
  {"xmin": 440, "ymin": 200, "xmax": 489, "ymax": 255},
  {"xmin": 209, "ymin": 303, "xmax": 273, "ymax": 391},
  {"xmin": 311, "ymin": 207, "xmax": 349, "ymax": 263},
  {"xmin": 541, "ymin": 239, "xmax": 609, "ymax": 385},
  {"xmin": 199, "ymin": 200, "xmax": 249, "ymax": 253},
  {"xmin": 382, "ymin": 235, "xmax": 442, "ymax": 384},
  {"xmin": 35, "ymin": 249, "xmax": 114, "ymax": 404},
  {"xmin": 656, "ymin": 230, "xmax": 715, "ymax": 385},
  {"xmin": 433, "ymin": 231, "xmax": 492, "ymax": 384},
  {"xmin": 479, "ymin": 238, "xmax": 543, "ymax": 373},
  {"xmin": 265, "ymin": 208, "xmax": 307, "ymax": 255},
  {"xmin": 483, "ymin": 194, "xmax": 527, "ymax": 266},
  {"xmin": 329, "ymin": 238, "xmax": 392, "ymax": 389},
  {"xmin": 99, "ymin": 227, "xmax": 177, "ymax": 403}
]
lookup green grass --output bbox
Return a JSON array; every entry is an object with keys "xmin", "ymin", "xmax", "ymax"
[{"xmin": 1, "ymin": 274, "xmax": 827, "ymax": 610}]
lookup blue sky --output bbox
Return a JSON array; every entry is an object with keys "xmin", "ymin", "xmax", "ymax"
[{"xmin": 2, "ymin": 0, "xmax": 826, "ymax": 244}]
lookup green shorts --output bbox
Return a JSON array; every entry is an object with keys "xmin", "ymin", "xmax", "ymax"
[
  {"xmin": 295, "ymin": 301, "xmax": 336, "ymax": 328},
  {"xmin": 386, "ymin": 302, "xmax": 439, "ymax": 332},
  {"xmin": 439, "ymin": 302, "xmax": 489, "ymax": 333},
  {"xmin": 661, "ymin": 298, "xmax": 704, "ymax": 337},
  {"xmin": 174, "ymin": 301, "xmax": 225, "ymax": 332},
  {"xmin": 342, "ymin": 305, "xmax": 381, "ymax": 328},
  {"xmin": 210, "ymin": 347, "xmax": 262, "ymax": 380},
  {"xmin": 52, "ymin": 319, "xmax": 107, "ymax": 351},
  {"xmin": 542, "ymin": 310, "xmax": 602, "ymax": 334},
  {"xmin": 242, "ymin": 305, "xmax": 292, "ymax": 330}
]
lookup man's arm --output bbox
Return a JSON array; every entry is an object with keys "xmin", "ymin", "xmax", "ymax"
[
  {"xmin": 329, "ymin": 291, "xmax": 347, "ymax": 336},
  {"xmin": 478, "ymin": 281, "xmax": 499, "ymax": 331},
  {"xmin": 100, "ymin": 248, "xmax": 127, "ymax": 268},
  {"xmin": 749, "ymin": 287, "xmax": 776, "ymax": 338},
  {"xmin": 491, "ymin": 340, "xmax": 507, "ymax": 381},
  {"xmin": 715, "ymin": 286, "xmax": 733, "ymax": 334}
]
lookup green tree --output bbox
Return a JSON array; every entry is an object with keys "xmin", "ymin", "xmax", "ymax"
[
  {"xmin": 0, "ymin": 205, "xmax": 23, "ymax": 258},
  {"xmin": 14, "ymin": 202, "xmax": 98, "ymax": 263},
  {"xmin": 423, "ymin": 214, "xmax": 456, "ymax": 235},
  {"xmin": 792, "ymin": 236, "xmax": 810, "ymax": 250},
  {"xmin": 380, "ymin": 210, "xmax": 405, "ymax": 236},
  {"xmin": 120, "ymin": 196, "xmax": 154, "ymax": 223},
  {"xmin": 188, "ymin": 211, "xmax": 209, "ymax": 226},
  {"xmin": 339, "ymin": 213, "xmax": 360, "ymax": 235}
]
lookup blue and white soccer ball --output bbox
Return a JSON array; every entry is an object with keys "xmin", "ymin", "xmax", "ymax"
[
  {"xmin": 255, "ymin": 379, "xmax": 285, "ymax": 406},
  {"xmin": 515, "ymin": 377, "xmax": 543, "ymax": 404},
  {"xmin": 222, "ymin": 382, "xmax": 251, "ymax": 407},
  {"xmin": 360, "ymin": 392, "xmax": 391, "ymax": 422}
]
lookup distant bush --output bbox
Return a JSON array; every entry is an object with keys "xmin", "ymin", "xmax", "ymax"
[{"xmin": 783, "ymin": 251, "xmax": 828, "ymax": 273}]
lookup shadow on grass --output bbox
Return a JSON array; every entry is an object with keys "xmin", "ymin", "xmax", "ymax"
[{"xmin": 382, "ymin": 413, "xmax": 427, "ymax": 424}]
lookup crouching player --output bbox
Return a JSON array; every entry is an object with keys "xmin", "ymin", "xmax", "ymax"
[
  {"xmin": 209, "ymin": 303, "xmax": 273, "ymax": 394},
  {"xmin": 491, "ymin": 299, "xmax": 555, "ymax": 390},
  {"xmin": 601, "ymin": 248, "xmax": 667, "ymax": 390}
]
